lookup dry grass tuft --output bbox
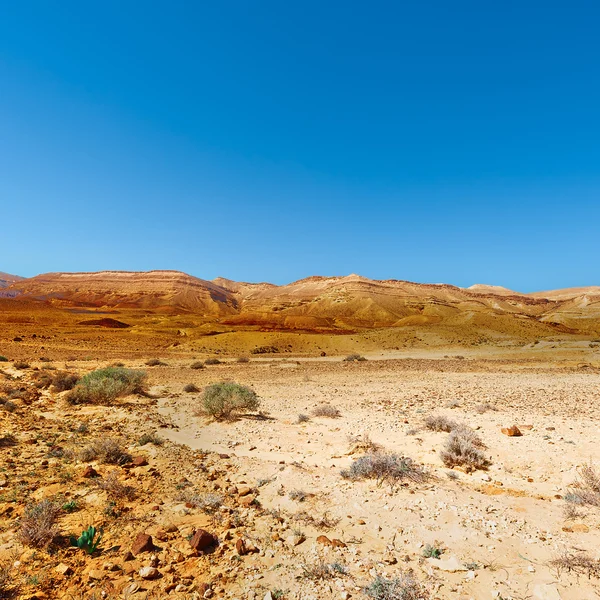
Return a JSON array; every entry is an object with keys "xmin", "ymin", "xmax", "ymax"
[
  {"xmin": 18, "ymin": 499, "xmax": 61, "ymax": 548},
  {"xmin": 440, "ymin": 430, "xmax": 490, "ymax": 472},
  {"xmin": 424, "ymin": 414, "xmax": 459, "ymax": 432},
  {"xmin": 341, "ymin": 452, "xmax": 429, "ymax": 490},
  {"xmin": 568, "ymin": 464, "xmax": 600, "ymax": 507},
  {"xmin": 364, "ymin": 574, "xmax": 429, "ymax": 600},
  {"xmin": 190, "ymin": 361, "xmax": 205, "ymax": 370},
  {"xmin": 550, "ymin": 549, "xmax": 600, "ymax": 579},
  {"xmin": 183, "ymin": 383, "xmax": 199, "ymax": 393},
  {"xmin": 94, "ymin": 470, "xmax": 136, "ymax": 501},
  {"xmin": 79, "ymin": 438, "xmax": 131, "ymax": 465},
  {"xmin": 312, "ymin": 404, "xmax": 341, "ymax": 418}
]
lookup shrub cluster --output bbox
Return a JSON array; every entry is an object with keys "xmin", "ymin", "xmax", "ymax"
[
  {"xmin": 341, "ymin": 452, "xmax": 428, "ymax": 490},
  {"xmin": 66, "ymin": 367, "xmax": 146, "ymax": 405},
  {"xmin": 201, "ymin": 382, "xmax": 260, "ymax": 420}
]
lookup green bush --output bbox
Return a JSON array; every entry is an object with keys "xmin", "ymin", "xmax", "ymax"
[
  {"xmin": 201, "ymin": 382, "xmax": 260, "ymax": 420},
  {"xmin": 0, "ymin": 356, "xmax": 8, "ymax": 362},
  {"xmin": 66, "ymin": 367, "xmax": 146, "ymax": 405}
]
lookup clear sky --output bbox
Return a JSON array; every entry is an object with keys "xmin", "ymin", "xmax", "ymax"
[{"xmin": 1, "ymin": 2, "xmax": 599, "ymax": 291}]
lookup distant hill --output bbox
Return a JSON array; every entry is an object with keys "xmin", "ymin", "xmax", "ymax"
[
  {"xmin": 0, "ymin": 271, "xmax": 23, "ymax": 289},
  {"xmin": 3, "ymin": 269, "xmax": 600, "ymax": 337}
]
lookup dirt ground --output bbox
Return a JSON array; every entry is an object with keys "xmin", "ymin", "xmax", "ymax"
[{"xmin": 1, "ymin": 348, "xmax": 600, "ymax": 599}]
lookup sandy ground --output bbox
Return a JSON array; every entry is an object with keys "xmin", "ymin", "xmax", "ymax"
[{"xmin": 2, "ymin": 354, "xmax": 600, "ymax": 599}]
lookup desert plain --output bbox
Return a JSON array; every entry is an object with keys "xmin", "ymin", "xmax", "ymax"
[{"xmin": 1, "ymin": 270, "xmax": 600, "ymax": 599}]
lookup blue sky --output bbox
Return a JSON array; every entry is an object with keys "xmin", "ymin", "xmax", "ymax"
[{"xmin": 1, "ymin": 1, "xmax": 599, "ymax": 291}]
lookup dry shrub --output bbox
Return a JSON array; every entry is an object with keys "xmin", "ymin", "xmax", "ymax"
[
  {"xmin": 312, "ymin": 404, "xmax": 341, "ymax": 418},
  {"xmin": 424, "ymin": 414, "xmax": 459, "ymax": 432},
  {"xmin": 94, "ymin": 471, "xmax": 136, "ymax": 501},
  {"xmin": 550, "ymin": 550, "xmax": 600, "ymax": 578},
  {"xmin": 184, "ymin": 383, "xmax": 199, "ymax": 393},
  {"xmin": 200, "ymin": 382, "xmax": 260, "ymax": 420},
  {"xmin": 440, "ymin": 430, "xmax": 490, "ymax": 471},
  {"xmin": 341, "ymin": 452, "xmax": 428, "ymax": 490},
  {"xmin": 145, "ymin": 358, "xmax": 167, "ymax": 366},
  {"xmin": 51, "ymin": 371, "xmax": 80, "ymax": 392},
  {"xmin": 301, "ymin": 561, "xmax": 348, "ymax": 580},
  {"xmin": 364, "ymin": 574, "xmax": 429, "ymax": 600},
  {"xmin": 12, "ymin": 361, "xmax": 29, "ymax": 370},
  {"xmin": 18, "ymin": 499, "xmax": 61, "ymax": 548},
  {"xmin": 347, "ymin": 433, "xmax": 381, "ymax": 454},
  {"xmin": 176, "ymin": 490, "xmax": 223, "ymax": 514},
  {"xmin": 204, "ymin": 358, "xmax": 222, "ymax": 365},
  {"xmin": 294, "ymin": 511, "xmax": 340, "ymax": 530},
  {"xmin": 190, "ymin": 361, "xmax": 205, "ymax": 370},
  {"xmin": 79, "ymin": 438, "xmax": 131, "ymax": 465},
  {"xmin": 475, "ymin": 403, "xmax": 497, "ymax": 414},
  {"xmin": 568, "ymin": 464, "xmax": 600, "ymax": 507},
  {"xmin": 236, "ymin": 356, "xmax": 250, "ymax": 363},
  {"xmin": 297, "ymin": 414, "xmax": 310, "ymax": 423},
  {"xmin": 0, "ymin": 560, "xmax": 18, "ymax": 598},
  {"xmin": 343, "ymin": 354, "xmax": 366, "ymax": 362}
]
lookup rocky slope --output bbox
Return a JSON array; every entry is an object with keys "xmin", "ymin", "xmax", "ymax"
[{"xmin": 3, "ymin": 270, "xmax": 600, "ymax": 337}]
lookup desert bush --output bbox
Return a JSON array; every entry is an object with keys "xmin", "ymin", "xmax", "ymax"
[
  {"xmin": 0, "ymin": 356, "xmax": 8, "ymax": 362},
  {"xmin": 297, "ymin": 414, "xmax": 310, "ymax": 423},
  {"xmin": 190, "ymin": 361, "xmax": 205, "ymax": 369},
  {"xmin": 289, "ymin": 489, "xmax": 307, "ymax": 502},
  {"xmin": 176, "ymin": 491, "xmax": 223, "ymax": 514},
  {"xmin": 341, "ymin": 452, "xmax": 428, "ymax": 490},
  {"xmin": 66, "ymin": 367, "xmax": 146, "ymax": 405},
  {"xmin": 94, "ymin": 471, "xmax": 136, "ymax": 501},
  {"xmin": 475, "ymin": 403, "xmax": 497, "ymax": 414},
  {"xmin": 567, "ymin": 464, "xmax": 600, "ymax": 507},
  {"xmin": 312, "ymin": 404, "xmax": 341, "ymax": 418},
  {"xmin": 347, "ymin": 433, "xmax": 380, "ymax": 454},
  {"xmin": 79, "ymin": 438, "xmax": 131, "ymax": 465},
  {"xmin": 343, "ymin": 354, "xmax": 366, "ymax": 362},
  {"xmin": 236, "ymin": 356, "xmax": 250, "ymax": 363},
  {"xmin": 51, "ymin": 371, "xmax": 80, "ymax": 392},
  {"xmin": 184, "ymin": 383, "xmax": 199, "ymax": 393},
  {"xmin": 294, "ymin": 510, "xmax": 340, "ymax": 530},
  {"xmin": 424, "ymin": 414, "xmax": 459, "ymax": 432},
  {"xmin": 301, "ymin": 561, "xmax": 348, "ymax": 580},
  {"xmin": 13, "ymin": 361, "xmax": 29, "ymax": 370},
  {"xmin": 0, "ymin": 559, "xmax": 17, "ymax": 598},
  {"xmin": 251, "ymin": 345, "xmax": 279, "ymax": 354},
  {"xmin": 18, "ymin": 499, "xmax": 61, "ymax": 548},
  {"xmin": 440, "ymin": 430, "xmax": 490, "ymax": 471},
  {"xmin": 145, "ymin": 358, "xmax": 167, "ymax": 366},
  {"xmin": 138, "ymin": 432, "xmax": 164, "ymax": 446},
  {"xmin": 200, "ymin": 382, "xmax": 260, "ymax": 420},
  {"xmin": 204, "ymin": 358, "xmax": 222, "ymax": 365},
  {"xmin": 364, "ymin": 574, "xmax": 429, "ymax": 600},
  {"xmin": 550, "ymin": 550, "xmax": 600, "ymax": 579},
  {"xmin": 422, "ymin": 544, "xmax": 443, "ymax": 558}
]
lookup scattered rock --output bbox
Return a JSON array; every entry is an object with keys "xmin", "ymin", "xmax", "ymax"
[
  {"xmin": 131, "ymin": 532, "xmax": 154, "ymax": 555},
  {"xmin": 285, "ymin": 533, "xmax": 305, "ymax": 547},
  {"xmin": 236, "ymin": 485, "xmax": 252, "ymax": 496},
  {"xmin": 132, "ymin": 456, "xmax": 148, "ymax": 467},
  {"xmin": 139, "ymin": 566, "xmax": 160, "ymax": 580},
  {"xmin": 532, "ymin": 583, "xmax": 562, "ymax": 600},
  {"xmin": 317, "ymin": 535, "xmax": 332, "ymax": 546},
  {"xmin": 54, "ymin": 563, "xmax": 72, "ymax": 576},
  {"xmin": 190, "ymin": 529, "xmax": 217, "ymax": 551},
  {"xmin": 562, "ymin": 523, "xmax": 589, "ymax": 533},
  {"xmin": 81, "ymin": 465, "xmax": 98, "ymax": 478},
  {"xmin": 501, "ymin": 425, "xmax": 522, "ymax": 437}
]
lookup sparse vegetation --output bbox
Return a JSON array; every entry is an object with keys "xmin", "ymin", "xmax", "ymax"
[
  {"xmin": 289, "ymin": 489, "xmax": 307, "ymax": 502},
  {"xmin": 66, "ymin": 367, "xmax": 147, "ymax": 405},
  {"xmin": 440, "ymin": 430, "xmax": 490, "ymax": 471},
  {"xmin": 50, "ymin": 371, "xmax": 80, "ymax": 392},
  {"xmin": 550, "ymin": 550, "xmax": 600, "ymax": 579},
  {"xmin": 204, "ymin": 358, "xmax": 222, "ymax": 365},
  {"xmin": 200, "ymin": 382, "xmax": 260, "ymax": 420},
  {"xmin": 475, "ymin": 402, "xmax": 497, "ymax": 414},
  {"xmin": 13, "ymin": 361, "xmax": 29, "ymax": 370},
  {"xmin": 18, "ymin": 499, "xmax": 61, "ymax": 548},
  {"xmin": 0, "ymin": 356, "xmax": 8, "ymax": 362},
  {"xmin": 422, "ymin": 543, "xmax": 443, "ymax": 558},
  {"xmin": 424, "ymin": 414, "xmax": 458, "ymax": 432},
  {"xmin": 145, "ymin": 358, "xmax": 167, "ymax": 366},
  {"xmin": 94, "ymin": 471, "xmax": 136, "ymax": 501},
  {"xmin": 301, "ymin": 561, "xmax": 348, "ymax": 580},
  {"xmin": 190, "ymin": 361, "xmax": 204, "ymax": 369},
  {"xmin": 183, "ymin": 383, "xmax": 199, "ymax": 393},
  {"xmin": 79, "ymin": 438, "xmax": 131, "ymax": 465},
  {"xmin": 176, "ymin": 491, "xmax": 223, "ymax": 514},
  {"xmin": 138, "ymin": 432, "xmax": 164, "ymax": 446},
  {"xmin": 70, "ymin": 525, "xmax": 102, "ymax": 554},
  {"xmin": 312, "ymin": 404, "xmax": 341, "ymax": 418},
  {"xmin": 364, "ymin": 574, "xmax": 429, "ymax": 600},
  {"xmin": 341, "ymin": 452, "xmax": 429, "ymax": 490},
  {"xmin": 567, "ymin": 464, "xmax": 600, "ymax": 506},
  {"xmin": 297, "ymin": 413, "xmax": 310, "ymax": 423},
  {"xmin": 343, "ymin": 353, "xmax": 366, "ymax": 362},
  {"xmin": 237, "ymin": 356, "xmax": 250, "ymax": 363}
]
